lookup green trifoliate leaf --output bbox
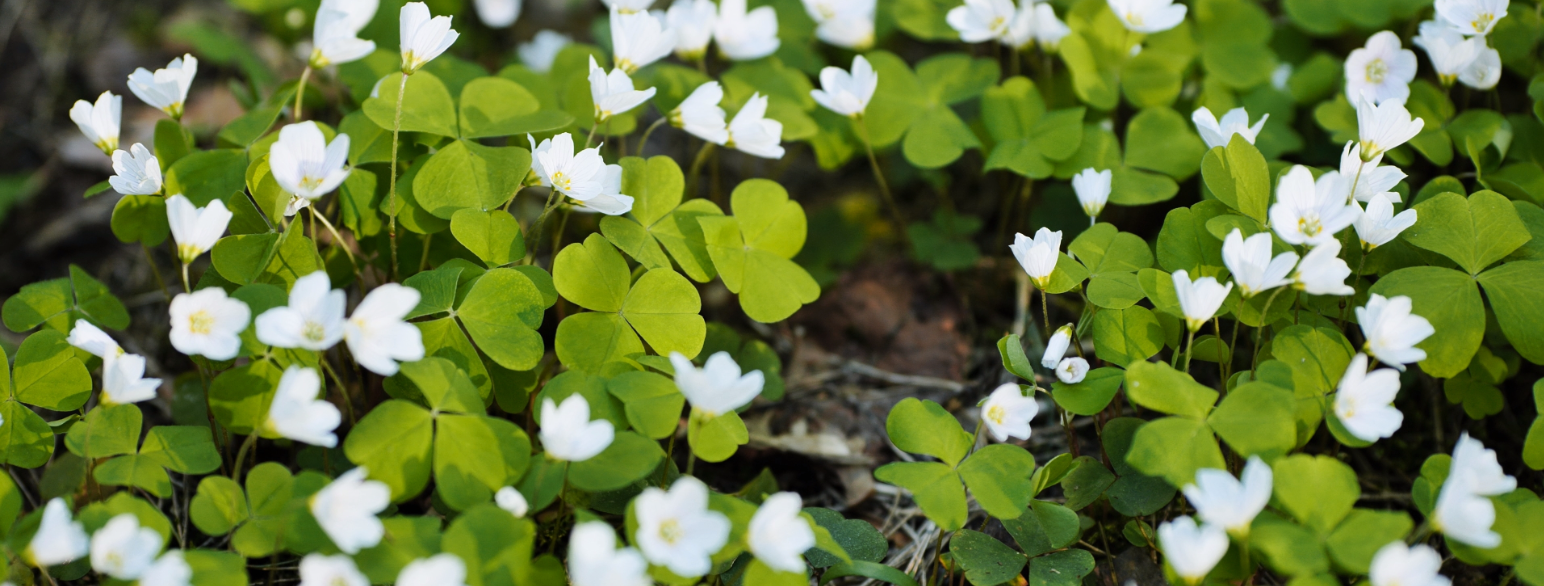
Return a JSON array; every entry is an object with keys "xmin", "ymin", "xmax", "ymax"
[
  {"xmin": 458, "ymin": 76, "xmax": 572, "ymax": 139},
  {"xmin": 413, "ymin": 140, "xmax": 530, "ymax": 218},
  {"xmin": 949, "ymin": 529, "xmax": 1026, "ymax": 586},
  {"xmin": 1369, "ymin": 266, "xmax": 1484, "ymax": 378},
  {"xmin": 699, "ymin": 180, "xmax": 819, "ymax": 323},
  {"xmin": 1405, "ymin": 191, "xmax": 1532, "ymax": 275},
  {"xmin": 1123, "ymin": 361, "xmax": 1217, "ymax": 418},
  {"xmin": 1271, "ymin": 454, "xmax": 1360, "ymax": 534},
  {"xmin": 1124, "ymin": 416, "xmax": 1225, "ymax": 488},
  {"xmin": 363, "ymin": 71, "xmax": 458, "ymax": 137}
]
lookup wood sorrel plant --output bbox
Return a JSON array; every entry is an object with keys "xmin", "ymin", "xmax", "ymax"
[{"xmin": 5, "ymin": 0, "xmax": 1543, "ymax": 583}]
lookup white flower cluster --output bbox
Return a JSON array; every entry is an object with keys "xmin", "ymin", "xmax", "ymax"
[{"xmin": 948, "ymin": 0, "xmax": 1070, "ymax": 51}]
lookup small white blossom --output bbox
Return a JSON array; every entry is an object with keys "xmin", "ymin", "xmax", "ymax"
[
  {"xmin": 981, "ymin": 383, "xmax": 1038, "ymax": 442},
  {"xmin": 269, "ymin": 122, "xmax": 351, "ymax": 213},
  {"xmin": 589, "ymin": 56, "xmax": 657, "ymax": 122},
  {"xmin": 166, "ymin": 194, "xmax": 233, "ymax": 264},
  {"xmin": 1222, "ymin": 229, "xmax": 1296, "ymax": 298},
  {"xmin": 1345, "ymin": 31, "xmax": 1417, "ymax": 105},
  {"xmin": 1191, "ymin": 107, "xmax": 1268, "ymax": 150},
  {"xmin": 519, "ymin": 30, "xmax": 571, "ymax": 73},
  {"xmin": 748, "ymin": 492, "xmax": 815, "ymax": 573},
  {"xmin": 26, "ymin": 498, "xmax": 89, "ymax": 567},
  {"xmin": 1356, "ymin": 294, "xmax": 1435, "ymax": 370},
  {"xmin": 310, "ymin": 467, "xmax": 391, "ymax": 554},
  {"xmin": 1354, "ymin": 193, "xmax": 1418, "ymax": 250},
  {"xmin": 139, "ymin": 551, "xmax": 193, "ymax": 586},
  {"xmin": 344, "ymin": 284, "xmax": 425, "ymax": 376},
  {"xmin": 1433, "ymin": 433, "xmax": 1517, "ymax": 548},
  {"xmin": 672, "ymin": 82, "xmax": 730, "ymax": 144},
  {"xmin": 266, "ymin": 366, "xmax": 342, "ymax": 448},
  {"xmin": 713, "ymin": 0, "xmax": 779, "ymax": 60},
  {"xmin": 473, "ymin": 0, "xmax": 520, "ymax": 28},
  {"xmin": 169, "ymin": 288, "xmax": 251, "ymax": 362},
  {"xmin": 1333, "ymin": 353, "xmax": 1404, "ymax": 443},
  {"xmin": 1009, "ymin": 228, "xmax": 1062, "ymax": 288},
  {"xmin": 1108, "ymin": 0, "xmax": 1187, "ymax": 34},
  {"xmin": 1029, "ymin": 3, "xmax": 1071, "ymax": 50},
  {"xmin": 1041, "ymin": 324, "xmax": 1072, "ymax": 369},
  {"xmin": 726, "ymin": 94, "xmax": 785, "ymax": 159},
  {"xmin": 298, "ymin": 554, "xmax": 368, "ymax": 586},
  {"xmin": 574, "ymin": 161, "xmax": 635, "ymax": 216},
  {"xmin": 540, "ymin": 395, "xmax": 615, "ymax": 462},
  {"xmin": 127, "ymin": 55, "xmax": 198, "ymax": 120},
  {"xmin": 1435, "ymin": 0, "xmax": 1507, "ymax": 37},
  {"xmin": 635, "ymin": 477, "xmax": 732, "ymax": 577},
  {"xmin": 1271, "ymin": 63, "xmax": 1293, "ymax": 91},
  {"xmin": 811, "ymin": 55, "xmax": 878, "ymax": 119},
  {"xmin": 604, "ymin": 0, "xmax": 656, "ymax": 13},
  {"xmin": 1181, "ymin": 457, "xmax": 1272, "ymax": 537},
  {"xmin": 399, "ymin": 2, "xmax": 459, "ymax": 74},
  {"xmin": 397, "ymin": 554, "xmax": 470, "ymax": 586},
  {"xmin": 109, "ymin": 143, "xmax": 162, "ymax": 196},
  {"xmin": 1071, "ymin": 168, "xmax": 1112, "ymax": 222},
  {"xmin": 611, "ymin": 10, "xmax": 675, "ymax": 73},
  {"xmin": 495, "ymin": 487, "xmax": 529, "ymax": 517},
  {"xmin": 670, "ymin": 351, "xmax": 764, "ymax": 416},
  {"xmin": 71, "ymin": 91, "xmax": 121, "ymax": 155},
  {"xmin": 1269, "ymin": 165, "xmax": 1359, "ymax": 246},
  {"xmin": 665, "ymin": 0, "xmax": 717, "ymax": 59},
  {"xmin": 103, "ymin": 353, "xmax": 162, "ymax": 405},
  {"xmin": 1172, "ymin": 269, "xmax": 1233, "ymax": 332},
  {"xmin": 1055, "ymin": 357, "xmax": 1089, "ymax": 384},
  {"xmin": 1157, "ymin": 516, "xmax": 1228, "ymax": 586},
  {"xmin": 311, "ymin": 0, "xmax": 379, "ymax": 67},
  {"xmin": 1370, "ymin": 542, "xmax": 1451, "ymax": 586},
  {"xmin": 1415, "ymin": 21, "xmax": 1481, "ymax": 86},
  {"xmin": 1293, "ymin": 240, "xmax": 1355, "ymax": 296},
  {"xmin": 1355, "ymin": 95, "xmax": 1425, "ymax": 160},
  {"xmin": 947, "ymin": 0, "xmax": 1015, "ymax": 43},
  {"xmin": 570, "ymin": 522, "xmax": 651, "ymax": 586},
  {"xmin": 1331, "ymin": 141, "xmax": 1406, "ymax": 204},
  {"xmin": 1459, "ymin": 46, "xmax": 1502, "ymax": 90},
  {"xmin": 68, "ymin": 320, "xmax": 124, "ymax": 360},
  {"xmin": 807, "ymin": 0, "xmax": 875, "ymax": 49},
  {"xmin": 256, "ymin": 271, "xmax": 347, "ymax": 351},
  {"xmin": 90, "ymin": 514, "xmax": 162, "ymax": 579}
]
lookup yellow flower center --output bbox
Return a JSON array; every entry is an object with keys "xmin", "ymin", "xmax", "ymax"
[
  {"xmin": 990, "ymin": 15, "xmax": 1007, "ymax": 32},
  {"xmin": 659, "ymin": 519, "xmax": 684, "ymax": 544},
  {"xmin": 188, "ymin": 310, "xmax": 215, "ymax": 335},
  {"xmin": 551, "ymin": 170, "xmax": 572, "ymax": 193},
  {"xmin": 1297, "ymin": 215, "xmax": 1322, "ymax": 239},
  {"xmin": 617, "ymin": 58, "xmax": 637, "ymax": 75},
  {"xmin": 1364, "ymin": 59, "xmax": 1388, "ymax": 84},
  {"xmin": 299, "ymin": 174, "xmax": 324, "ymax": 191},
  {"xmin": 1473, "ymin": 13, "xmax": 1494, "ymax": 31},
  {"xmin": 303, "ymin": 321, "xmax": 327, "ymax": 343},
  {"xmin": 178, "ymin": 243, "xmax": 203, "ymax": 264},
  {"xmin": 1124, "ymin": 12, "xmax": 1143, "ymax": 26},
  {"xmin": 987, "ymin": 404, "xmax": 1006, "ymax": 426}
]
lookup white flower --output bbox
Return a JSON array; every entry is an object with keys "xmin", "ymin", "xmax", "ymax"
[
  {"xmin": 1370, "ymin": 542, "xmax": 1451, "ymax": 586},
  {"xmin": 256, "ymin": 271, "xmax": 347, "ymax": 350},
  {"xmin": 569, "ymin": 522, "xmax": 651, "ymax": 586},
  {"xmin": 169, "ymin": 288, "xmax": 251, "ymax": 361},
  {"xmin": 1108, "ymin": 0, "xmax": 1187, "ymax": 33},
  {"xmin": 266, "ymin": 366, "xmax": 342, "ymax": 448},
  {"xmin": 1333, "ymin": 353, "xmax": 1404, "ymax": 442},
  {"xmin": 68, "ymin": 319, "xmax": 124, "ymax": 360},
  {"xmin": 166, "ymin": 194, "xmax": 233, "ymax": 264},
  {"xmin": 1009, "ymin": 228, "xmax": 1062, "ymax": 288},
  {"xmin": 672, "ymin": 82, "xmax": 730, "ymax": 144},
  {"xmin": 1356, "ymin": 294, "xmax": 1435, "ymax": 370},
  {"xmin": 604, "ymin": 0, "xmax": 656, "ymax": 13},
  {"xmin": 1181, "ymin": 457, "xmax": 1272, "ymax": 537},
  {"xmin": 71, "ymin": 91, "xmax": 121, "ymax": 155},
  {"xmin": 1414, "ymin": 21, "xmax": 1480, "ymax": 85},
  {"xmin": 1071, "ymin": 168, "xmax": 1112, "ymax": 222},
  {"xmin": 714, "ymin": 0, "xmax": 779, "ymax": 60},
  {"xmin": 269, "ymin": 122, "xmax": 351, "ymax": 209},
  {"xmin": 1157, "ymin": 516, "xmax": 1228, "ymax": 585},
  {"xmin": 1055, "ymin": 357, "xmax": 1089, "ymax": 384},
  {"xmin": 635, "ymin": 477, "xmax": 732, "ymax": 577},
  {"xmin": 811, "ymin": 55, "xmax": 878, "ymax": 119},
  {"xmin": 1222, "ymin": 229, "xmax": 1296, "ymax": 298},
  {"xmin": 1268, "ymin": 165, "xmax": 1359, "ymax": 246},
  {"xmin": 1333, "ymin": 141, "xmax": 1406, "ymax": 204},
  {"xmin": 810, "ymin": 0, "xmax": 875, "ymax": 49},
  {"xmin": 1293, "ymin": 240, "xmax": 1355, "ymax": 296},
  {"xmin": 397, "ymin": 554, "xmax": 469, "ymax": 586},
  {"xmin": 103, "ymin": 353, "xmax": 162, "ymax": 405},
  {"xmin": 670, "ymin": 351, "xmax": 764, "ymax": 416},
  {"xmin": 1271, "ymin": 63, "xmax": 1293, "ymax": 90},
  {"xmin": 1000, "ymin": 0, "xmax": 1036, "ymax": 49},
  {"xmin": 748, "ymin": 492, "xmax": 815, "ymax": 573},
  {"xmin": 589, "ymin": 56, "xmax": 657, "ymax": 122},
  {"xmin": 666, "ymin": 0, "xmax": 717, "ymax": 59},
  {"xmin": 1029, "ymin": 3, "xmax": 1071, "ymax": 50},
  {"xmin": 473, "ymin": 0, "xmax": 520, "ymax": 28},
  {"xmin": 1355, "ymin": 93, "xmax": 1425, "ymax": 161},
  {"xmin": 139, "ymin": 551, "xmax": 193, "ymax": 586},
  {"xmin": 947, "ymin": 0, "xmax": 1015, "ymax": 43},
  {"xmin": 535, "ymin": 133, "xmax": 613, "ymax": 202},
  {"xmin": 725, "ymin": 93, "xmax": 785, "ymax": 159},
  {"xmin": 399, "ymin": 2, "xmax": 459, "ymax": 74},
  {"xmin": 519, "ymin": 30, "xmax": 572, "ymax": 73},
  {"xmin": 1172, "ymin": 270, "xmax": 1233, "ymax": 332},
  {"xmin": 1345, "ymin": 31, "xmax": 1417, "ymax": 105},
  {"xmin": 344, "ymin": 284, "xmax": 424, "ymax": 376},
  {"xmin": 26, "ymin": 498, "xmax": 89, "ymax": 567},
  {"xmin": 1354, "ymin": 193, "xmax": 1418, "ymax": 250},
  {"xmin": 1041, "ymin": 324, "xmax": 1072, "ymax": 368},
  {"xmin": 127, "ymin": 55, "xmax": 198, "ymax": 120},
  {"xmin": 1433, "ymin": 433, "xmax": 1517, "ymax": 548},
  {"xmin": 90, "ymin": 514, "xmax": 161, "ymax": 579},
  {"xmin": 573, "ymin": 161, "xmax": 635, "ymax": 216},
  {"xmin": 109, "ymin": 143, "xmax": 162, "ymax": 196},
  {"xmin": 310, "ymin": 467, "xmax": 390, "ymax": 554},
  {"xmin": 1435, "ymin": 0, "xmax": 1507, "ymax": 36},
  {"xmin": 311, "ymin": 0, "xmax": 379, "ymax": 67},
  {"xmin": 1459, "ymin": 46, "xmax": 1502, "ymax": 90},
  {"xmin": 611, "ymin": 10, "xmax": 675, "ymax": 74},
  {"xmin": 540, "ymin": 395, "xmax": 615, "ymax": 462},
  {"xmin": 495, "ymin": 487, "xmax": 529, "ymax": 517},
  {"xmin": 980, "ymin": 382, "xmax": 1038, "ymax": 442},
  {"xmin": 1191, "ymin": 107, "xmax": 1268, "ymax": 150},
  {"xmin": 298, "ymin": 554, "xmax": 368, "ymax": 586}
]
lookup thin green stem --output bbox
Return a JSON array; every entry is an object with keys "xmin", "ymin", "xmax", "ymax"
[
  {"xmin": 1182, "ymin": 327, "xmax": 1198, "ymax": 373},
  {"xmin": 386, "ymin": 72, "xmax": 410, "ymax": 282},
  {"xmin": 1040, "ymin": 289, "xmax": 1051, "ymax": 341},
  {"xmin": 637, "ymin": 117, "xmax": 667, "ymax": 154},
  {"xmin": 319, "ymin": 359, "xmax": 356, "ymax": 426},
  {"xmin": 685, "ymin": 141, "xmax": 716, "ymax": 199},
  {"xmin": 231, "ymin": 432, "xmax": 260, "ymax": 486},
  {"xmin": 180, "ymin": 262, "xmax": 191, "ymax": 293},
  {"xmin": 857, "ymin": 116, "xmax": 909, "ymax": 245},
  {"xmin": 419, "ymin": 232, "xmax": 434, "ymax": 273},
  {"xmin": 142, "ymin": 244, "xmax": 171, "ymax": 302},
  {"xmin": 312, "ymin": 207, "xmax": 359, "ymax": 278},
  {"xmin": 585, "ymin": 121, "xmax": 601, "ymax": 149},
  {"xmin": 1251, "ymin": 287, "xmax": 1288, "ymax": 370},
  {"xmin": 294, "ymin": 66, "xmax": 312, "ymax": 122}
]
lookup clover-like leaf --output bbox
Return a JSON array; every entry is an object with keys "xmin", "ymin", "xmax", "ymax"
[
  {"xmin": 699, "ymin": 180, "xmax": 819, "ymax": 323},
  {"xmin": 363, "ymin": 71, "xmax": 458, "ymax": 137},
  {"xmin": 1406, "ymin": 191, "xmax": 1532, "ymax": 275}
]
